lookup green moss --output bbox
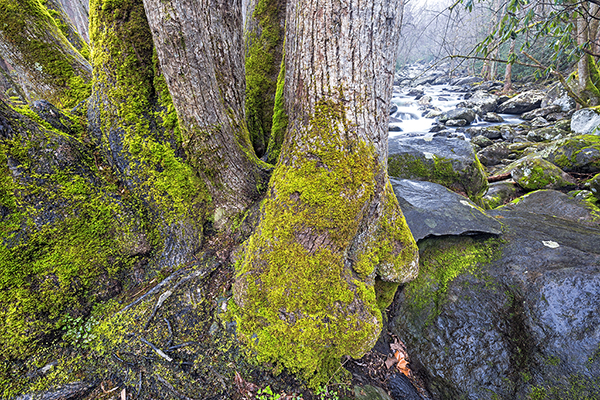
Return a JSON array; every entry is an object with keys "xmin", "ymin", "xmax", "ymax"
[
  {"xmin": 89, "ymin": 0, "xmax": 209, "ymax": 224},
  {"xmin": 0, "ymin": 0, "xmax": 91, "ymax": 108},
  {"xmin": 374, "ymin": 279, "xmax": 400, "ymax": 311},
  {"xmin": 403, "ymin": 236, "xmax": 504, "ymax": 323},
  {"xmin": 266, "ymin": 53, "xmax": 288, "ymax": 164},
  {"xmin": 234, "ymin": 99, "xmax": 417, "ymax": 388},
  {"xmin": 244, "ymin": 0, "xmax": 285, "ymax": 158},
  {"xmin": 388, "ymin": 153, "xmax": 487, "ymax": 202}
]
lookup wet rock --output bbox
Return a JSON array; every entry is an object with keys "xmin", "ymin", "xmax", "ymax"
[
  {"xmin": 390, "ymin": 178, "xmax": 502, "ymax": 241},
  {"xmin": 471, "ymin": 135, "xmax": 493, "ymax": 148},
  {"xmin": 390, "ymin": 103, "xmax": 398, "ymax": 115},
  {"xmin": 587, "ymin": 173, "xmax": 600, "ymax": 197},
  {"xmin": 388, "ymin": 135, "xmax": 488, "ymax": 201},
  {"xmin": 521, "ymin": 104, "xmax": 562, "ymax": 120},
  {"xmin": 466, "ymin": 125, "xmax": 515, "ymax": 140},
  {"xmin": 439, "ymin": 108, "xmax": 476, "ymax": 125},
  {"xmin": 477, "ymin": 142, "xmax": 510, "ymax": 166},
  {"xmin": 483, "ymin": 112, "xmax": 504, "ymax": 122},
  {"xmin": 546, "ymin": 135, "xmax": 600, "ymax": 173},
  {"xmin": 506, "ymin": 156, "xmax": 576, "ymax": 190},
  {"xmin": 529, "ymin": 116, "xmax": 550, "ymax": 128},
  {"xmin": 482, "ymin": 180, "xmax": 519, "ymax": 209},
  {"xmin": 445, "ymin": 119, "xmax": 468, "ymax": 127},
  {"xmin": 407, "ymin": 88, "xmax": 425, "ymax": 98},
  {"xmin": 391, "ymin": 195, "xmax": 600, "ymax": 400},
  {"xmin": 497, "ymin": 90, "xmax": 545, "ymax": 114},
  {"xmin": 461, "ymin": 90, "xmax": 498, "ymax": 113},
  {"xmin": 526, "ymin": 126, "xmax": 567, "ymax": 142},
  {"xmin": 541, "ymin": 83, "xmax": 577, "ymax": 112},
  {"xmin": 571, "ymin": 108, "xmax": 600, "ymax": 135},
  {"xmin": 452, "ymin": 76, "xmax": 483, "ymax": 86}
]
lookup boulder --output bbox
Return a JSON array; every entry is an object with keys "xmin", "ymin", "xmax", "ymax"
[
  {"xmin": 521, "ymin": 104, "xmax": 562, "ymax": 121},
  {"xmin": 571, "ymin": 108, "xmax": 600, "ymax": 135},
  {"xmin": 483, "ymin": 112, "xmax": 504, "ymax": 123},
  {"xmin": 391, "ymin": 192, "xmax": 600, "ymax": 400},
  {"xmin": 391, "ymin": 179, "xmax": 502, "ymax": 241},
  {"xmin": 482, "ymin": 181, "xmax": 519, "ymax": 209},
  {"xmin": 471, "ymin": 135, "xmax": 493, "ymax": 148},
  {"xmin": 525, "ymin": 126, "xmax": 567, "ymax": 142},
  {"xmin": 438, "ymin": 108, "xmax": 477, "ymax": 125},
  {"xmin": 497, "ymin": 90, "xmax": 545, "ymax": 114},
  {"xmin": 452, "ymin": 76, "xmax": 484, "ymax": 86},
  {"xmin": 477, "ymin": 143, "xmax": 510, "ymax": 166},
  {"xmin": 541, "ymin": 83, "xmax": 577, "ymax": 112},
  {"xmin": 546, "ymin": 135, "xmax": 600, "ymax": 173},
  {"xmin": 466, "ymin": 125, "xmax": 515, "ymax": 140},
  {"xmin": 462, "ymin": 90, "xmax": 498, "ymax": 113},
  {"xmin": 506, "ymin": 156, "xmax": 576, "ymax": 190},
  {"xmin": 30, "ymin": 100, "xmax": 78, "ymax": 136},
  {"xmin": 388, "ymin": 135, "xmax": 488, "ymax": 201}
]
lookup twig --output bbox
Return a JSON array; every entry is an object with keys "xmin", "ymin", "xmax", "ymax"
[
  {"xmin": 164, "ymin": 318, "xmax": 173, "ymax": 347},
  {"xmin": 140, "ymin": 337, "xmax": 173, "ymax": 362},
  {"xmin": 168, "ymin": 341, "xmax": 196, "ymax": 351},
  {"xmin": 155, "ymin": 374, "xmax": 198, "ymax": 400},
  {"xmin": 488, "ymin": 173, "xmax": 512, "ymax": 183}
]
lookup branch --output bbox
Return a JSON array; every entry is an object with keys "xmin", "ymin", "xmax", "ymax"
[
  {"xmin": 521, "ymin": 51, "xmax": 588, "ymax": 106},
  {"xmin": 447, "ymin": 54, "xmax": 540, "ymax": 69}
]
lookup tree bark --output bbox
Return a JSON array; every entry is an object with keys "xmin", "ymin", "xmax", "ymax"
[
  {"xmin": 244, "ymin": 0, "xmax": 287, "ymax": 158},
  {"xmin": 0, "ymin": 0, "xmax": 91, "ymax": 107},
  {"xmin": 142, "ymin": 0, "xmax": 269, "ymax": 226},
  {"xmin": 577, "ymin": 2, "xmax": 600, "ymax": 106},
  {"xmin": 503, "ymin": 38, "xmax": 515, "ymax": 93},
  {"xmin": 234, "ymin": 0, "xmax": 419, "ymax": 387}
]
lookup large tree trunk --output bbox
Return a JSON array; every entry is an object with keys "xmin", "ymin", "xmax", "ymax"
[
  {"xmin": 0, "ymin": 0, "xmax": 91, "ymax": 107},
  {"xmin": 503, "ymin": 38, "xmax": 516, "ymax": 93},
  {"xmin": 142, "ymin": 0, "xmax": 269, "ymax": 227},
  {"xmin": 88, "ymin": 0, "xmax": 207, "ymax": 268},
  {"xmin": 234, "ymin": 0, "xmax": 419, "ymax": 387}
]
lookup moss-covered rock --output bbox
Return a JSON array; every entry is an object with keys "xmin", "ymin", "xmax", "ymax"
[
  {"xmin": 388, "ymin": 135, "xmax": 488, "ymax": 203},
  {"xmin": 505, "ymin": 156, "xmax": 576, "ymax": 191},
  {"xmin": 545, "ymin": 135, "xmax": 600, "ymax": 173}
]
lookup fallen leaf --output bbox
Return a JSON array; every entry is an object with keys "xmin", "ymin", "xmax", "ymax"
[{"xmin": 385, "ymin": 355, "xmax": 397, "ymax": 369}]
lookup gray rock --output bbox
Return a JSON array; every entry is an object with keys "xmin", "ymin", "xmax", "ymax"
[
  {"xmin": 463, "ymin": 90, "xmax": 498, "ymax": 113},
  {"xmin": 387, "ymin": 373, "xmax": 422, "ymax": 400},
  {"xmin": 439, "ymin": 108, "xmax": 477, "ymax": 125},
  {"xmin": 452, "ymin": 76, "xmax": 484, "ymax": 86},
  {"xmin": 391, "ymin": 192, "xmax": 600, "ymax": 400},
  {"xmin": 483, "ymin": 112, "xmax": 504, "ymax": 122},
  {"xmin": 354, "ymin": 385, "xmax": 394, "ymax": 400},
  {"xmin": 445, "ymin": 118, "xmax": 468, "ymax": 127},
  {"xmin": 505, "ymin": 156, "xmax": 576, "ymax": 190},
  {"xmin": 526, "ymin": 126, "xmax": 566, "ymax": 142},
  {"xmin": 571, "ymin": 108, "xmax": 600, "ymax": 135},
  {"xmin": 471, "ymin": 135, "xmax": 493, "ymax": 148},
  {"xmin": 477, "ymin": 142, "xmax": 510, "ymax": 166},
  {"xmin": 388, "ymin": 135, "xmax": 488, "ymax": 200},
  {"xmin": 497, "ymin": 90, "xmax": 545, "ymax": 114},
  {"xmin": 521, "ymin": 104, "xmax": 562, "ymax": 120},
  {"xmin": 546, "ymin": 135, "xmax": 600, "ymax": 173},
  {"xmin": 30, "ymin": 100, "xmax": 78, "ymax": 136},
  {"xmin": 541, "ymin": 83, "xmax": 577, "ymax": 112},
  {"xmin": 391, "ymin": 179, "xmax": 502, "ymax": 241},
  {"xmin": 466, "ymin": 125, "xmax": 515, "ymax": 140},
  {"xmin": 482, "ymin": 181, "xmax": 519, "ymax": 209}
]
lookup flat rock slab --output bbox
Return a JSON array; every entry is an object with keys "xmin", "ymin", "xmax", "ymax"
[{"xmin": 391, "ymin": 178, "xmax": 502, "ymax": 241}]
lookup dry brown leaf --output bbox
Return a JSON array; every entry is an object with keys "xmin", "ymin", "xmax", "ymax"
[
  {"xmin": 385, "ymin": 355, "xmax": 398, "ymax": 369},
  {"xmin": 395, "ymin": 351, "xmax": 411, "ymax": 377}
]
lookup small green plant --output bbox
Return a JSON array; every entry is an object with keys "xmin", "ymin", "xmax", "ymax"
[
  {"xmin": 315, "ymin": 385, "xmax": 339, "ymax": 400},
  {"xmin": 61, "ymin": 315, "xmax": 98, "ymax": 347},
  {"xmin": 257, "ymin": 386, "xmax": 282, "ymax": 400}
]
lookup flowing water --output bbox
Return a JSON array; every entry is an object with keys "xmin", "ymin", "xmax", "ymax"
[{"xmin": 389, "ymin": 84, "xmax": 523, "ymax": 139}]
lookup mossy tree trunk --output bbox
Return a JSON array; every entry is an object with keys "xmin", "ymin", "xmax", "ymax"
[
  {"xmin": 576, "ymin": 2, "xmax": 600, "ymax": 107},
  {"xmin": 141, "ymin": 0, "xmax": 270, "ymax": 227},
  {"xmin": 88, "ymin": 0, "xmax": 208, "ymax": 268},
  {"xmin": 243, "ymin": 0, "xmax": 286, "ymax": 159},
  {"xmin": 234, "ymin": 0, "xmax": 419, "ymax": 387},
  {"xmin": 0, "ymin": 0, "xmax": 91, "ymax": 107}
]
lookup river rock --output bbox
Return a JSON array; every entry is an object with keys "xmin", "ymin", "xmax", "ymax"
[
  {"xmin": 477, "ymin": 142, "xmax": 510, "ymax": 166},
  {"xmin": 587, "ymin": 173, "xmax": 600, "ymax": 198},
  {"xmin": 497, "ymin": 90, "xmax": 545, "ymax": 114},
  {"xmin": 471, "ymin": 135, "xmax": 493, "ymax": 148},
  {"xmin": 483, "ymin": 112, "xmax": 504, "ymax": 122},
  {"xmin": 520, "ymin": 104, "xmax": 562, "ymax": 121},
  {"xmin": 541, "ymin": 83, "xmax": 577, "ymax": 112},
  {"xmin": 388, "ymin": 135, "xmax": 488, "ymax": 201},
  {"xmin": 482, "ymin": 181, "xmax": 519, "ymax": 209},
  {"xmin": 445, "ymin": 119, "xmax": 468, "ymax": 127},
  {"xmin": 452, "ymin": 76, "xmax": 483, "ymax": 86},
  {"xmin": 438, "ymin": 108, "xmax": 477, "ymax": 125},
  {"xmin": 461, "ymin": 90, "xmax": 498, "ymax": 113},
  {"xmin": 571, "ymin": 108, "xmax": 600, "ymax": 135},
  {"xmin": 545, "ymin": 135, "xmax": 600, "ymax": 173},
  {"xmin": 391, "ymin": 192, "xmax": 600, "ymax": 400},
  {"xmin": 506, "ymin": 156, "xmax": 576, "ymax": 190},
  {"xmin": 391, "ymin": 178, "xmax": 502, "ymax": 241},
  {"xmin": 525, "ymin": 126, "xmax": 567, "ymax": 142}
]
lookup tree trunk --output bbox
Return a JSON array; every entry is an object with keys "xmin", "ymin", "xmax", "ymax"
[
  {"xmin": 0, "ymin": 0, "xmax": 91, "ymax": 107},
  {"xmin": 142, "ymin": 0, "xmax": 269, "ymax": 227},
  {"xmin": 88, "ymin": 0, "xmax": 207, "ymax": 268},
  {"xmin": 503, "ymin": 38, "xmax": 515, "ymax": 93},
  {"xmin": 244, "ymin": 0, "xmax": 286, "ymax": 159},
  {"xmin": 234, "ymin": 0, "xmax": 419, "ymax": 387},
  {"xmin": 577, "ymin": 2, "xmax": 600, "ymax": 106}
]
